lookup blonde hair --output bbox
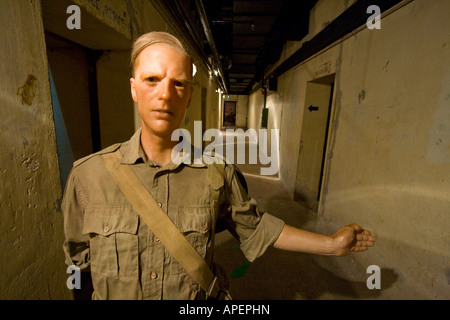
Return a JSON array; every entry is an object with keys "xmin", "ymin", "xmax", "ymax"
[{"xmin": 130, "ymin": 31, "xmax": 192, "ymax": 76}]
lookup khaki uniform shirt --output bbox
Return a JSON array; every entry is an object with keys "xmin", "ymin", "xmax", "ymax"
[{"xmin": 62, "ymin": 129, "xmax": 285, "ymax": 300}]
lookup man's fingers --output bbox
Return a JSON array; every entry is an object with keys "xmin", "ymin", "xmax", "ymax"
[
  {"xmin": 351, "ymin": 246, "xmax": 369, "ymax": 252},
  {"xmin": 352, "ymin": 225, "xmax": 376, "ymax": 243},
  {"xmin": 353, "ymin": 236, "xmax": 376, "ymax": 252},
  {"xmin": 356, "ymin": 232, "xmax": 376, "ymax": 242}
]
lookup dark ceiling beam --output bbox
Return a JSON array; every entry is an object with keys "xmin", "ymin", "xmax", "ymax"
[
  {"xmin": 269, "ymin": 0, "xmax": 404, "ymax": 80},
  {"xmin": 229, "ymin": 73, "xmax": 254, "ymax": 78},
  {"xmin": 232, "ymin": 12, "xmax": 281, "ymax": 17},
  {"xmin": 233, "ymin": 0, "xmax": 284, "ymax": 14},
  {"xmin": 233, "ymin": 51, "xmax": 259, "ymax": 55},
  {"xmin": 231, "ymin": 46, "xmax": 262, "ymax": 51},
  {"xmin": 233, "ymin": 49, "xmax": 260, "ymax": 54},
  {"xmin": 232, "ymin": 33, "xmax": 271, "ymax": 37},
  {"xmin": 229, "ymin": 64, "xmax": 257, "ymax": 74}
]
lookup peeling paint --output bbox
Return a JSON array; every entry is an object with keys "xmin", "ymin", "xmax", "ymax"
[
  {"xmin": 54, "ymin": 197, "xmax": 63, "ymax": 212},
  {"xmin": 22, "ymin": 137, "xmax": 29, "ymax": 149},
  {"xmin": 17, "ymin": 75, "xmax": 37, "ymax": 106},
  {"xmin": 358, "ymin": 89, "xmax": 366, "ymax": 104},
  {"xmin": 383, "ymin": 60, "xmax": 390, "ymax": 72},
  {"xmin": 21, "ymin": 156, "xmax": 39, "ymax": 173}
]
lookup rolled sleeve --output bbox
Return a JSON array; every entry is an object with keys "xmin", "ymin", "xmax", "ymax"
[
  {"xmin": 239, "ymin": 212, "xmax": 284, "ymax": 262},
  {"xmin": 225, "ymin": 165, "xmax": 285, "ymax": 262}
]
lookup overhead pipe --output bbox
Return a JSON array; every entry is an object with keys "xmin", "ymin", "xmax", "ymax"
[{"xmin": 194, "ymin": 0, "xmax": 228, "ymax": 93}]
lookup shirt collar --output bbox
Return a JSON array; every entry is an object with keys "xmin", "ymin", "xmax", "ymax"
[
  {"xmin": 121, "ymin": 128, "xmax": 208, "ymax": 168},
  {"xmin": 121, "ymin": 128, "xmax": 147, "ymax": 165}
]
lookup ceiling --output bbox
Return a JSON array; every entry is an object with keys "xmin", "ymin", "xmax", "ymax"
[{"xmin": 200, "ymin": 0, "xmax": 318, "ymax": 95}]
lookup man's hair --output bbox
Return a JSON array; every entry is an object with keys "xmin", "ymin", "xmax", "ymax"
[{"xmin": 130, "ymin": 31, "xmax": 192, "ymax": 77}]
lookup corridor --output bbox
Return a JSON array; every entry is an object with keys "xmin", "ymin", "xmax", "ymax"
[{"xmin": 1, "ymin": 0, "xmax": 449, "ymax": 300}]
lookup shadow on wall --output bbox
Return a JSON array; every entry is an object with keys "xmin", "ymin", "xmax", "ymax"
[{"xmin": 318, "ymin": 184, "xmax": 450, "ymax": 299}]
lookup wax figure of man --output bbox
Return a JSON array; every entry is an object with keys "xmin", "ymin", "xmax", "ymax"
[{"xmin": 62, "ymin": 31, "xmax": 375, "ymax": 300}]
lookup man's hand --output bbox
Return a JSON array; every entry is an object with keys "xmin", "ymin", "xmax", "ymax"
[
  {"xmin": 331, "ymin": 223, "xmax": 376, "ymax": 256},
  {"xmin": 273, "ymin": 223, "xmax": 375, "ymax": 256}
]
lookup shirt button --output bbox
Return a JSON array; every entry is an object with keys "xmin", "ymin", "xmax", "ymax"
[
  {"xmin": 103, "ymin": 225, "xmax": 110, "ymax": 233},
  {"xmin": 151, "ymin": 271, "xmax": 158, "ymax": 279},
  {"xmin": 158, "ymin": 202, "xmax": 162, "ymax": 208},
  {"xmin": 201, "ymin": 224, "xmax": 208, "ymax": 232},
  {"xmin": 154, "ymin": 237, "xmax": 160, "ymax": 243}
]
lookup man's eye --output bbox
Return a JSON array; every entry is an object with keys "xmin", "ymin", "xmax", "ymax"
[
  {"xmin": 174, "ymin": 81, "xmax": 186, "ymax": 88},
  {"xmin": 146, "ymin": 77, "xmax": 158, "ymax": 83}
]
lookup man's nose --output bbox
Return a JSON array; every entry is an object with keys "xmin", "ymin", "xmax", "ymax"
[{"xmin": 158, "ymin": 79, "xmax": 172, "ymax": 100}]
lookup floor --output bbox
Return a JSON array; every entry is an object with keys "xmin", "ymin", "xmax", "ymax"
[{"xmin": 212, "ymin": 130, "xmax": 383, "ymax": 300}]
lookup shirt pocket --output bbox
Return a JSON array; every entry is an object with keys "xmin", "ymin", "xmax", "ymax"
[
  {"xmin": 170, "ymin": 205, "xmax": 211, "ymax": 275},
  {"xmin": 83, "ymin": 207, "xmax": 139, "ymax": 278}
]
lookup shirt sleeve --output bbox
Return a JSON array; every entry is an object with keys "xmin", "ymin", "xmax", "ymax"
[
  {"xmin": 224, "ymin": 165, "xmax": 285, "ymax": 262},
  {"xmin": 62, "ymin": 168, "xmax": 90, "ymax": 271}
]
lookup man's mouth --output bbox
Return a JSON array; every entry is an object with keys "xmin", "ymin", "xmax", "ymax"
[
  {"xmin": 153, "ymin": 110, "xmax": 173, "ymax": 115},
  {"xmin": 152, "ymin": 109, "xmax": 173, "ymax": 120}
]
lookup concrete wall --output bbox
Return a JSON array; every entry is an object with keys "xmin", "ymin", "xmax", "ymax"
[
  {"xmin": 0, "ymin": 1, "xmax": 71, "ymax": 299},
  {"xmin": 247, "ymin": 0, "xmax": 450, "ymax": 299}
]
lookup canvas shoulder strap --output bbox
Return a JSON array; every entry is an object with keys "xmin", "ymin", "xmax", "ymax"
[{"xmin": 101, "ymin": 150, "xmax": 221, "ymax": 298}]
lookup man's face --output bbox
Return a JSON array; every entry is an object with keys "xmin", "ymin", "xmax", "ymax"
[{"xmin": 130, "ymin": 44, "xmax": 193, "ymax": 139}]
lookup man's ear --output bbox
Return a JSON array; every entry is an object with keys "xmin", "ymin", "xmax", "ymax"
[{"xmin": 130, "ymin": 78, "xmax": 137, "ymax": 102}]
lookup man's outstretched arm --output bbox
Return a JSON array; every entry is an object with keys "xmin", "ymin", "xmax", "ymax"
[{"xmin": 273, "ymin": 223, "xmax": 375, "ymax": 256}]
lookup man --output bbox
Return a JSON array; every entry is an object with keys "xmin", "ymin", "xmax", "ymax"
[{"xmin": 62, "ymin": 31, "xmax": 375, "ymax": 300}]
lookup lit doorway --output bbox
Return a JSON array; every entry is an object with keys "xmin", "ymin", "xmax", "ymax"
[{"xmin": 223, "ymin": 101, "xmax": 237, "ymax": 127}]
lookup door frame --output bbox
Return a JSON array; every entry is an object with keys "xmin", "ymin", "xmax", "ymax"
[{"xmin": 294, "ymin": 74, "xmax": 337, "ymax": 213}]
